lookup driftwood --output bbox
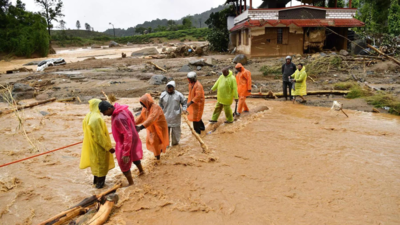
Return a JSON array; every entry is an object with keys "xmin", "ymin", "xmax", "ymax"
[
  {"xmin": 101, "ymin": 90, "xmax": 110, "ymax": 102},
  {"xmin": 39, "ymin": 184, "xmax": 122, "ymax": 225},
  {"xmin": 367, "ymin": 44, "xmax": 400, "ymax": 66},
  {"xmin": 147, "ymin": 61, "xmax": 167, "ymax": 72},
  {"xmin": 85, "ymin": 194, "xmax": 119, "ymax": 225},
  {"xmin": 182, "ymin": 114, "xmax": 209, "ymax": 153},
  {"xmin": 0, "ymin": 98, "xmax": 56, "ymax": 116},
  {"xmin": 57, "ymin": 97, "xmax": 76, "ymax": 102}
]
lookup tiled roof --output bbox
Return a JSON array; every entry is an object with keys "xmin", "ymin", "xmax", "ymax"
[{"xmin": 230, "ymin": 19, "xmax": 364, "ymax": 31}]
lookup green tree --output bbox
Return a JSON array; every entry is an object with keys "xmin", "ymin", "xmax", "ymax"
[
  {"xmin": 182, "ymin": 17, "xmax": 193, "ymax": 29},
  {"xmin": 84, "ymin": 22, "xmax": 90, "ymax": 31},
  {"xmin": 35, "ymin": 0, "xmax": 64, "ymax": 39},
  {"xmin": 327, "ymin": 0, "xmax": 344, "ymax": 7},
  {"xmin": 76, "ymin": 20, "xmax": 80, "ymax": 30},
  {"xmin": 59, "ymin": 19, "xmax": 65, "ymax": 30},
  {"xmin": 135, "ymin": 26, "xmax": 145, "ymax": 34},
  {"xmin": 388, "ymin": 0, "xmax": 400, "ymax": 35},
  {"xmin": 205, "ymin": 5, "xmax": 235, "ymax": 52}
]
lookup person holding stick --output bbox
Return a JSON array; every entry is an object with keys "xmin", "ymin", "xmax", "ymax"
[
  {"xmin": 99, "ymin": 101, "xmax": 144, "ymax": 186},
  {"xmin": 135, "ymin": 93, "xmax": 169, "ymax": 160},
  {"xmin": 80, "ymin": 99, "xmax": 115, "ymax": 189},
  {"xmin": 186, "ymin": 72, "xmax": 205, "ymax": 134},
  {"xmin": 209, "ymin": 67, "xmax": 239, "ymax": 123}
]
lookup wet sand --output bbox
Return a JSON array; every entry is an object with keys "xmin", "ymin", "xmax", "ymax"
[{"xmin": 0, "ymin": 99, "xmax": 399, "ymax": 224}]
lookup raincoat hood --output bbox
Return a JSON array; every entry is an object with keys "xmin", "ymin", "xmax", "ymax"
[
  {"xmin": 166, "ymin": 80, "xmax": 176, "ymax": 88},
  {"xmin": 300, "ymin": 66, "xmax": 306, "ymax": 72},
  {"xmin": 225, "ymin": 70, "xmax": 234, "ymax": 78},
  {"xmin": 113, "ymin": 102, "xmax": 129, "ymax": 115},
  {"xmin": 235, "ymin": 63, "xmax": 244, "ymax": 71},
  {"xmin": 140, "ymin": 93, "xmax": 154, "ymax": 109},
  {"xmin": 89, "ymin": 99, "xmax": 101, "ymax": 113}
]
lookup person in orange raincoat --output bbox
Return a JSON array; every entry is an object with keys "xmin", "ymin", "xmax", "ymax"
[
  {"xmin": 235, "ymin": 63, "xmax": 252, "ymax": 114},
  {"xmin": 186, "ymin": 72, "xmax": 205, "ymax": 134},
  {"xmin": 135, "ymin": 94, "xmax": 169, "ymax": 160}
]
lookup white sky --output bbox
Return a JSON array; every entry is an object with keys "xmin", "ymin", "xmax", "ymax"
[{"xmin": 11, "ymin": 0, "xmax": 302, "ymax": 32}]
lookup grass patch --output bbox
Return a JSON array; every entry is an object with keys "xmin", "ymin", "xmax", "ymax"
[
  {"xmin": 260, "ymin": 65, "xmax": 281, "ymax": 79},
  {"xmin": 334, "ymin": 82, "xmax": 356, "ymax": 90},
  {"xmin": 366, "ymin": 93, "xmax": 400, "ymax": 115},
  {"xmin": 306, "ymin": 56, "xmax": 342, "ymax": 76},
  {"xmin": 346, "ymin": 85, "xmax": 371, "ymax": 99}
]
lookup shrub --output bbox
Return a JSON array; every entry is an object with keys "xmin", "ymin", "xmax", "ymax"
[
  {"xmin": 346, "ymin": 85, "xmax": 371, "ymax": 99},
  {"xmin": 366, "ymin": 93, "xmax": 400, "ymax": 115},
  {"xmin": 260, "ymin": 65, "xmax": 282, "ymax": 76},
  {"xmin": 334, "ymin": 82, "xmax": 356, "ymax": 90}
]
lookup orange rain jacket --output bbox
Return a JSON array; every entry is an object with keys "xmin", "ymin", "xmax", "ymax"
[
  {"xmin": 235, "ymin": 63, "xmax": 252, "ymax": 97},
  {"xmin": 135, "ymin": 94, "xmax": 169, "ymax": 156},
  {"xmin": 187, "ymin": 81, "xmax": 205, "ymax": 122}
]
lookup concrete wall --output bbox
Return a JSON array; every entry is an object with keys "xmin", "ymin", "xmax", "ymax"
[{"xmin": 234, "ymin": 29, "xmax": 251, "ymax": 55}]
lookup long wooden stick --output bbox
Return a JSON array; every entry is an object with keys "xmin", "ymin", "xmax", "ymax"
[
  {"xmin": 147, "ymin": 61, "xmax": 167, "ymax": 72},
  {"xmin": 367, "ymin": 44, "xmax": 400, "ymax": 66},
  {"xmin": 182, "ymin": 114, "xmax": 209, "ymax": 153},
  {"xmin": 101, "ymin": 90, "xmax": 110, "ymax": 102},
  {"xmin": 0, "ymin": 98, "xmax": 56, "ymax": 116}
]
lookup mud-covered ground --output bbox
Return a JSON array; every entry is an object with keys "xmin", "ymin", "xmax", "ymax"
[{"xmin": 0, "ymin": 98, "xmax": 399, "ymax": 224}]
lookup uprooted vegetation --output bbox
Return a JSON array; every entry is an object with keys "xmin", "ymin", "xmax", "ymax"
[
  {"xmin": 366, "ymin": 93, "xmax": 400, "ymax": 115},
  {"xmin": 334, "ymin": 82, "xmax": 356, "ymax": 90}
]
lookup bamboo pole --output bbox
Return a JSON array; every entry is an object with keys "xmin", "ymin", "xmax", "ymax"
[
  {"xmin": 147, "ymin": 61, "xmax": 167, "ymax": 72},
  {"xmin": 0, "ymin": 98, "xmax": 56, "ymax": 116},
  {"xmin": 367, "ymin": 44, "xmax": 400, "ymax": 66},
  {"xmin": 182, "ymin": 114, "xmax": 209, "ymax": 153}
]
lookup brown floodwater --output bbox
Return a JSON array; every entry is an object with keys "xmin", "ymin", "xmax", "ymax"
[{"xmin": 0, "ymin": 99, "xmax": 399, "ymax": 224}]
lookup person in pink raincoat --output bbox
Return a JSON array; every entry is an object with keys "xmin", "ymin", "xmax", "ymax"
[{"xmin": 99, "ymin": 101, "xmax": 144, "ymax": 186}]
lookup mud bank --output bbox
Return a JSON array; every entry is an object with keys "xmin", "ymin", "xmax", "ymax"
[{"xmin": 0, "ymin": 99, "xmax": 399, "ymax": 224}]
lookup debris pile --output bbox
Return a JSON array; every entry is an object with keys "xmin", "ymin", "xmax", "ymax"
[{"xmin": 164, "ymin": 44, "xmax": 209, "ymax": 58}]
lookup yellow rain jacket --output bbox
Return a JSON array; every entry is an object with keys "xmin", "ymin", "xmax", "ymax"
[
  {"xmin": 211, "ymin": 70, "xmax": 239, "ymax": 105},
  {"xmin": 80, "ymin": 99, "xmax": 115, "ymax": 177},
  {"xmin": 291, "ymin": 66, "xmax": 308, "ymax": 96}
]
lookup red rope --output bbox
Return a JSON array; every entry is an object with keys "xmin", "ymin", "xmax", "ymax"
[{"xmin": 0, "ymin": 141, "xmax": 83, "ymax": 168}]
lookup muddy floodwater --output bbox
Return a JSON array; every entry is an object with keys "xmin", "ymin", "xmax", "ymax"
[{"xmin": 0, "ymin": 99, "xmax": 399, "ymax": 224}]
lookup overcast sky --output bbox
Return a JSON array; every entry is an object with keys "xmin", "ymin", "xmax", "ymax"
[{"xmin": 11, "ymin": 0, "xmax": 302, "ymax": 32}]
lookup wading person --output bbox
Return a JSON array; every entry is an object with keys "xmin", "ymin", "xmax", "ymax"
[
  {"xmin": 80, "ymin": 99, "xmax": 115, "ymax": 189},
  {"xmin": 135, "ymin": 93, "xmax": 169, "ymax": 160},
  {"xmin": 187, "ymin": 72, "xmax": 205, "ymax": 134},
  {"xmin": 235, "ymin": 63, "xmax": 252, "ymax": 114},
  {"xmin": 99, "ymin": 101, "xmax": 144, "ymax": 186},
  {"xmin": 159, "ymin": 81, "xmax": 187, "ymax": 146},
  {"xmin": 290, "ymin": 63, "xmax": 308, "ymax": 104},
  {"xmin": 282, "ymin": 56, "xmax": 297, "ymax": 101},
  {"xmin": 209, "ymin": 67, "xmax": 239, "ymax": 123}
]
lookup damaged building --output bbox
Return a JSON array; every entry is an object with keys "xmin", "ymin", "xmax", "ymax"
[{"xmin": 227, "ymin": 0, "xmax": 364, "ymax": 57}]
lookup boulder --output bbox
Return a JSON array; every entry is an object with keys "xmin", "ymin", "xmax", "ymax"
[
  {"xmin": 320, "ymin": 52, "xmax": 327, "ymax": 57},
  {"xmin": 233, "ymin": 54, "xmax": 248, "ymax": 65},
  {"xmin": 127, "ymin": 42, "xmax": 133, "ymax": 46},
  {"xmin": 330, "ymin": 52, "xmax": 337, "ymax": 55},
  {"xmin": 178, "ymin": 65, "xmax": 192, "ymax": 72},
  {"xmin": 12, "ymin": 83, "xmax": 34, "ymax": 100},
  {"xmin": 131, "ymin": 48, "xmax": 159, "ymax": 57},
  {"xmin": 91, "ymin": 44, "xmax": 101, "ymax": 48},
  {"xmin": 189, "ymin": 59, "xmax": 213, "ymax": 67},
  {"xmin": 148, "ymin": 75, "xmax": 168, "ymax": 85},
  {"xmin": 339, "ymin": 49, "xmax": 349, "ymax": 56},
  {"xmin": 162, "ymin": 47, "xmax": 167, "ymax": 52},
  {"xmin": 197, "ymin": 66, "xmax": 202, "ymax": 71},
  {"xmin": 109, "ymin": 41, "xmax": 119, "ymax": 48},
  {"xmin": 35, "ymin": 93, "xmax": 49, "ymax": 101}
]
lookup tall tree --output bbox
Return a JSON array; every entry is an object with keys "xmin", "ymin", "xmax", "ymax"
[
  {"xmin": 35, "ymin": 0, "xmax": 64, "ymax": 39},
  {"xmin": 84, "ymin": 22, "xmax": 90, "ymax": 31},
  {"xmin": 182, "ymin": 17, "xmax": 193, "ymax": 29},
  {"xmin": 388, "ymin": 0, "xmax": 400, "ymax": 35},
  {"xmin": 76, "ymin": 20, "xmax": 80, "ymax": 30},
  {"xmin": 59, "ymin": 19, "xmax": 65, "ymax": 30},
  {"xmin": 135, "ymin": 26, "xmax": 146, "ymax": 34}
]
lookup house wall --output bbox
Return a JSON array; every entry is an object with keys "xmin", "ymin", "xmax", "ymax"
[
  {"xmin": 325, "ymin": 27, "xmax": 348, "ymax": 50},
  {"xmin": 250, "ymin": 26, "xmax": 304, "ymax": 57},
  {"xmin": 234, "ymin": 29, "xmax": 251, "ymax": 55}
]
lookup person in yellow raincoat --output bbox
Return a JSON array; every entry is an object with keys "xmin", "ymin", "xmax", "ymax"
[
  {"xmin": 135, "ymin": 94, "xmax": 169, "ymax": 160},
  {"xmin": 80, "ymin": 99, "xmax": 115, "ymax": 189},
  {"xmin": 209, "ymin": 67, "xmax": 239, "ymax": 123},
  {"xmin": 290, "ymin": 63, "xmax": 308, "ymax": 103}
]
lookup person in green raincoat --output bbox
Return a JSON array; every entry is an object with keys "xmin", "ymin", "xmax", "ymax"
[
  {"xmin": 290, "ymin": 63, "xmax": 308, "ymax": 103},
  {"xmin": 80, "ymin": 99, "xmax": 115, "ymax": 189},
  {"xmin": 209, "ymin": 67, "xmax": 239, "ymax": 123}
]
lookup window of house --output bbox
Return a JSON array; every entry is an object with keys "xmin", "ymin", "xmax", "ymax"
[{"xmin": 277, "ymin": 28, "xmax": 289, "ymax": 45}]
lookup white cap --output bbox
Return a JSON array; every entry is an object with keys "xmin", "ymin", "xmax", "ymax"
[
  {"xmin": 286, "ymin": 56, "xmax": 292, "ymax": 60},
  {"xmin": 187, "ymin": 72, "xmax": 197, "ymax": 79}
]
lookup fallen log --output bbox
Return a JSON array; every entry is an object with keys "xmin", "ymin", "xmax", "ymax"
[
  {"xmin": 0, "ymin": 98, "xmax": 56, "ymax": 116},
  {"xmin": 57, "ymin": 97, "xmax": 76, "ymax": 102},
  {"xmin": 39, "ymin": 184, "xmax": 122, "ymax": 225},
  {"xmin": 367, "ymin": 44, "xmax": 400, "ymax": 66},
  {"xmin": 147, "ymin": 61, "xmax": 167, "ymax": 72},
  {"xmin": 182, "ymin": 114, "xmax": 209, "ymax": 153},
  {"xmin": 85, "ymin": 193, "xmax": 119, "ymax": 225},
  {"xmin": 204, "ymin": 90, "xmax": 350, "ymax": 99}
]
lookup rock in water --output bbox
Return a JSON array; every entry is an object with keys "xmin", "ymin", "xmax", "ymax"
[
  {"xmin": 12, "ymin": 83, "xmax": 34, "ymax": 100},
  {"xmin": 148, "ymin": 75, "xmax": 168, "ymax": 85},
  {"xmin": 233, "ymin": 54, "xmax": 248, "ymax": 65},
  {"xmin": 340, "ymin": 49, "xmax": 349, "ymax": 56},
  {"xmin": 197, "ymin": 66, "xmax": 202, "ymax": 71},
  {"xmin": 109, "ymin": 41, "xmax": 119, "ymax": 47},
  {"xmin": 178, "ymin": 65, "xmax": 192, "ymax": 72},
  {"xmin": 131, "ymin": 48, "xmax": 159, "ymax": 57}
]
